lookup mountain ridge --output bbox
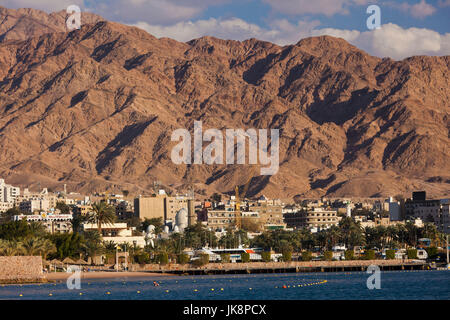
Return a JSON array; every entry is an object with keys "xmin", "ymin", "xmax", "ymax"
[{"xmin": 0, "ymin": 7, "xmax": 448, "ymax": 200}]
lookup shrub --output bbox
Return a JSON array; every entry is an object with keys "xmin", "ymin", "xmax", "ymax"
[
  {"xmin": 386, "ymin": 249, "xmax": 396, "ymax": 260},
  {"xmin": 261, "ymin": 251, "xmax": 271, "ymax": 262},
  {"xmin": 177, "ymin": 253, "xmax": 190, "ymax": 265},
  {"xmin": 301, "ymin": 251, "xmax": 312, "ymax": 261},
  {"xmin": 364, "ymin": 249, "xmax": 375, "ymax": 260},
  {"xmin": 323, "ymin": 251, "xmax": 333, "ymax": 261},
  {"xmin": 241, "ymin": 252, "xmax": 250, "ymax": 263},
  {"xmin": 191, "ymin": 253, "xmax": 210, "ymax": 267},
  {"xmin": 344, "ymin": 250, "xmax": 354, "ymax": 260},
  {"xmin": 157, "ymin": 252, "xmax": 168, "ymax": 265},
  {"xmin": 407, "ymin": 249, "xmax": 418, "ymax": 259},
  {"xmin": 426, "ymin": 247, "xmax": 438, "ymax": 259},
  {"xmin": 282, "ymin": 250, "xmax": 292, "ymax": 262},
  {"xmin": 220, "ymin": 253, "xmax": 230, "ymax": 263},
  {"xmin": 134, "ymin": 252, "xmax": 150, "ymax": 264}
]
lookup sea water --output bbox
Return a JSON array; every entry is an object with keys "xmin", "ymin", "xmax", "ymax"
[{"xmin": 0, "ymin": 270, "xmax": 448, "ymax": 300}]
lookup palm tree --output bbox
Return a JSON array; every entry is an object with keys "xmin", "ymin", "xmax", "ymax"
[
  {"xmin": 83, "ymin": 230, "xmax": 104, "ymax": 265},
  {"xmin": 22, "ymin": 237, "xmax": 43, "ymax": 255},
  {"xmin": 88, "ymin": 202, "xmax": 116, "ymax": 235},
  {"xmin": 0, "ymin": 239, "xmax": 24, "ymax": 256},
  {"xmin": 38, "ymin": 239, "xmax": 57, "ymax": 260}
]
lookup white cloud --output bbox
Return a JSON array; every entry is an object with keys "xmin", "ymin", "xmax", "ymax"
[
  {"xmin": 262, "ymin": 0, "xmax": 371, "ymax": 16},
  {"xmin": 85, "ymin": 0, "xmax": 229, "ymax": 25},
  {"xmin": 132, "ymin": 17, "xmax": 321, "ymax": 44},
  {"xmin": 320, "ymin": 23, "xmax": 450, "ymax": 59},
  {"xmin": 384, "ymin": 0, "xmax": 436, "ymax": 19},
  {"xmin": 0, "ymin": 0, "xmax": 83, "ymax": 12},
  {"xmin": 133, "ymin": 18, "xmax": 450, "ymax": 60},
  {"xmin": 438, "ymin": 0, "xmax": 450, "ymax": 7}
]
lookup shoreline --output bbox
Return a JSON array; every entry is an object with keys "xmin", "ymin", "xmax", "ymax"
[{"xmin": 45, "ymin": 271, "xmax": 175, "ymax": 281}]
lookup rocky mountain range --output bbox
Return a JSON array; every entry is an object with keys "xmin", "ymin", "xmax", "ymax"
[{"xmin": 0, "ymin": 6, "xmax": 448, "ymax": 200}]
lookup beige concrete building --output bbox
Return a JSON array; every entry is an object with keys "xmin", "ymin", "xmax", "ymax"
[
  {"xmin": 284, "ymin": 208, "xmax": 340, "ymax": 231},
  {"xmin": 134, "ymin": 194, "xmax": 195, "ymax": 223},
  {"xmin": 207, "ymin": 210, "xmax": 260, "ymax": 231},
  {"xmin": 19, "ymin": 199, "xmax": 50, "ymax": 213},
  {"xmin": 248, "ymin": 202, "xmax": 284, "ymax": 227},
  {"xmin": 0, "ymin": 201, "xmax": 14, "ymax": 213}
]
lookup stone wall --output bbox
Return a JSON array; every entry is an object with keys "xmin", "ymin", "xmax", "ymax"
[
  {"xmin": 128, "ymin": 259, "xmax": 424, "ymax": 272},
  {"xmin": 0, "ymin": 256, "xmax": 44, "ymax": 283}
]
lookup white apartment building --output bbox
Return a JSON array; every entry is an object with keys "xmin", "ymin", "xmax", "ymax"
[
  {"xmin": 83, "ymin": 223, "xmax": 146, "ymax": 247},
  {"xmin": 0, "ymin": 178, "xmax": 20, "ymax": 203},
  {"xmin": 14, "ymin": 213, "xmax": 73, "ymax": 234},
  {"xmin": 19, "ymin": 199, "xmax": 50, "ymax": 213},
  {"xmin": 0, "ymin": 201, "xmax": 14, "ymax": 213}
]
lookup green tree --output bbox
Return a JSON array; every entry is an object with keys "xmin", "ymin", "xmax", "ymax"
[
  {"xmin": 220, "ymin": 253, "xmax": 230, "ymax": 263},
  {"xmin": 21, "ymin": 237, "xmax": 43, "ymax": 256},
  {"xmin": 157, "ymin": 252, "xmax": 169, "ymax": 265},
  {"xmin": 364, "ymin": 249, "xmax": 376, "ymax": 260},
  {"xmin": 241, "ymin": 252, "xmax": 250, "ymax": 263},
  {"xmin": 88, "ymin": 202, "xmax": 116, "ymax": 235},
  {"xmin": 49, "ymin": 232, "xmax": 84, "ymax": 259},
  {"xmin": 177, "ymin": 253, "xmax": 190, "ymax": 264},
  {"xmin": 56, "ymin": 201, "xmax": 71, "ymax": 214},
  {"xmin": 407, "ymin": 249, "xmax": 417, "ymax": 259},
  {"xmin": 282, "ymin": 249, "xmax": 292, "ymax": 262},
  {"xmin": 141, "ymin": 217, "xmax": 163, "ymax": 235},
  {"xmin": 426, "ymin": 247, "xmax": 438, "ymax": 259},
  {"xmin": 0, "ymin": 219, "xmax": 32, "ymax": 240},
  {"xmin": 261, "ymin": 251, "xmax": 271, "ymax": 262},
  {"xmin": 192, "ymin": 253, "xmax": 209, "ymax": 267},
  {"xmin": 344, "ymin": 250, "xmax": 354, "ymax": 260},
  {"xmin": 0, "ymin": 239, "xmax": 24, "ymax": 256},
  {"xmin": 323, "ymin": 251, "xmax": 333, "ymax": 261},
  {"xmin": 301, "ymin": 251, "xmax": 312, "ymax": 261},
  {"xmin": 386, "ymin": 249, "xmax": 396, "ymax": 260},
  {"xmin": 82, "ymin": 230, "xmax": 104, "ymax": 264}
]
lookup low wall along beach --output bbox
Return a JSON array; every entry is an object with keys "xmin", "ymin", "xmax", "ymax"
[{"xmin": 0, "ymin": 256, "xmax": 45, "ymax": 283}]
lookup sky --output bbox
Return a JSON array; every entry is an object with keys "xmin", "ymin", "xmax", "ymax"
[{"xmin": 1, "ymin": 0, "xmax": 450, "ymax": 59}]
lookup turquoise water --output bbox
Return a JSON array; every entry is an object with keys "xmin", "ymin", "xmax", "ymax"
[{"xmin": 0, "ymin": 270, "xmax": 449, "ymax": 300}]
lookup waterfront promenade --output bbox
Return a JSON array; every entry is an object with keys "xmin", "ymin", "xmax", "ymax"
[{"xmin": 127, "ymin": 259, "xmax": 429, "ymax": 275}]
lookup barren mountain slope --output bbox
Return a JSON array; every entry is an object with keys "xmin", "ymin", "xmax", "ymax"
[{"xmin": 0, "ymin": 7, "xmax": 448, "ymax": 200}]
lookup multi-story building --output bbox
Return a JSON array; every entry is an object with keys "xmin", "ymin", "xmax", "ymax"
[
  {"xmin": 13, "ymin": 213, "xmax": 73, "ymax": 234},
  {"xmin": 284, "ymin": 208, "xmax": 340, "ymax": 231},
  {"xmin": 405, "ymin": 192, "xmax": 443, "ymax": 229},
  {"xmin": 0, "ymin": 201, "xmax": 14, "ymax": 213},
  {"xmin": 134, "ymin": 192, "xmax": 195, "ymax": 224},
  {"xmin": 19, "ymin": 199, "xmax": 50, "ymax": 213},
  {"xmin": 83, "ymin": 222, "xmax": 146, "ymax": 247},
  {"xmin": 72, "ymin": 205, "xmax": 92, "ymax": 216},
  {"xmin": 207, "ymin": 209, "xmax": 260, "ymax": 231},
  {"xmin": 248, "ymin": 201, "xmax": 284, "ymax": 228},
  {"xmin": 0, "ymin": 178, "xmax": 20, "ymax": 204},
  {"xmin": 19, "ymin": 188, "xmax": 58, "ymax": 208}
]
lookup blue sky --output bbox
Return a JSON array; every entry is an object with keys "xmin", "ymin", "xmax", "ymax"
[{"xmin": 2, "ymin": 0, "xmax": 450, "ymax": 59}]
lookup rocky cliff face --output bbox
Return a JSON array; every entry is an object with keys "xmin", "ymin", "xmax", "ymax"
[{"xmin": 0, "ymin": 7, "xmax": 448, "ymax": 199}]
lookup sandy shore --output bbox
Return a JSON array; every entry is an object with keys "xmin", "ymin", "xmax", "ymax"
[{"xmin": 46, "ymin": 271, "xmax": 174, "ymax": 281}]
